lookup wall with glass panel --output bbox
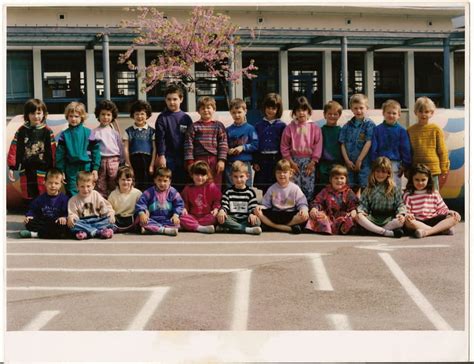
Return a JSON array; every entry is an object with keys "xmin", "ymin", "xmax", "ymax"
[
  {"xmin": 95, "ymin": 50, "xmax": 137, "ymax": 113},
  {"xmin": 373, "ymin": 52, "xmax": 405, "ymax": 108},
  {"xmin": 331, "ymin": 52, "xmax": 365, "ymax": 104},
  {"xmin": 41, "ymin": 51, "xmax": 86, "ymax": 114},
  {"xmin": 288, "ymin": 52, "xmax": 323, "ymax": 109},
  {"xmin": 414, "ymin": 52, "xmax": 443, "ymax": 107},
  {"xmin": 7, "ymin": 50, "xmax": 34, "ymax": 116}
]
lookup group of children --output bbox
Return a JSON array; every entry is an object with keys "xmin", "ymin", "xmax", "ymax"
[{"xmin": 8, "ymin": 85, "xmax": 460, "ymax": 240}]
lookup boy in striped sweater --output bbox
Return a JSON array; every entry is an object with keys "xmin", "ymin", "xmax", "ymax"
[
  {"xmin": 184, "ymin": 96, "xmax": 228, "ymax": 190},
  {"xmin": 216, "ymin": 161, "xmax": 262, "ymax": 235}
]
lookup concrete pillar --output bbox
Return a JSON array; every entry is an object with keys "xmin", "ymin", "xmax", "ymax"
[
  {"xmin": 443, "ymin": 38, "xmax": 451, "ymax": 108},
  {"xmin": 404, "ymin": 51, "xmax": 416, "ymax": 125},
  {"xmin": 364, "ymin": 51, "xmax": 375, "ymax": 108},
  {"xmin": 32, "ymin": 47, "xmax": 43, "ymax": 100},
  {"xmin": 279, "ymin": 50, "xmax": 289, "ymax": 109},
  {"xmin": 102, "ymin": 33, "xmax": 111, "ymax": 100},
  {"xmin": 322, "ymin": 50, "xmax": 332, "ymax": 105},
  {"xmin": 341, "ymin": 36, "xmax": 348, "ymax": 109},
  {"xmin": 449, "ymin": 52, "xmax": 455, "ymax": 108},
  {"xmin": 187, "ymin": 63, "xmax": 196, "ymax": 112},
  {"xmin": 85, "ymin": 49, "xmax": 96, "ymax": 113},
  {"xmin": 136, "ymin": 48, "xmax": 147, "ymax": 101}
]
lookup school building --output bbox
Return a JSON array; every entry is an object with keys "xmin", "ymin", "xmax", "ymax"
[{"xmin": 6, "ymin": 5, "xmax": 466, "ymax": 123}]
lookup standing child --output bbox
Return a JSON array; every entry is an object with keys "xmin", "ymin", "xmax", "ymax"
[
  {"xmin": 92, "ymin": 100, "xmax": 124, "ymax": 197},
  {"xmin": 339, "ymin": 93, "xmax": 376, "ymax": 195},
  {"xmin": 253, "ymin": 93, "xmax": 286, "ymax": 194},
  {"xmin": 280, "ymin": 96, "xmax": 322, "ymax": 201},
  {"xmin": 108, "ymin": 166, "xmax": 142, "ymax": 233},
  {"xmin": 225, "ymin": 98, "xmax": 259, "ymax": 189},
  {"xmin": 317, "ymin": 100, "xmax": 344, "ymax": 194},
  {"xmin": 56, "ymin": 102, "xmax": 101, "ymax": 196},
  {"xmin": 403, "ymin": 164, "xmax": 460, "ymax": 238},
  {"xmin": 355, "ymin": 157, "xmax": 406, "ymax": 238},
  {"xmin": 370, "ymin": 99, "xmax": 411, "ymax": 188},
  {"xmin": 155, "ymin": 84, "xmax": 193, "ymax": 191},
  {"xmin": 407, "ymin": 96, "xmax": 449, "ymax": 190},
  {"xmin": 180, "ymin": 161, "xmax": 222, "ymax": 234},
  {"xmin": 8, "ymin": 98, "xmax": 56, "ymax": 202},
  {"xmin": 184, "ymin": 96, "xmax": 228, "ymax": 190},
  {"xmin": 135, "ymin": 167, "xmax": 184, "ymax": 236},
  {"xmin": 306, "ymin": 165, "xmax": 358, "ymax": 235},
  {"xmin": 217, "ymin": 161, "xmax": 261, "ymax": 235},
  {"xmin": 254, "ymin": 159, "xmax": 309, "ymax": 234},
  {"xmin": 67, "ymin": 171, "xmax": 115, "ymax": 240},
  {"xmin": 19, "ymin": 168, "xmax": 70, "ymax": 239},
  {"xmin": 124, "ymin": 100, "xmax": 156, "ymax": 191}
]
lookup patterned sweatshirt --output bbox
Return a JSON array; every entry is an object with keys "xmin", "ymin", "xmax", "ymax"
[
  {"xmin": 68, "ymin": 190, "xmax": 114, "ymax": 222},
  {"xmin": 261, "ymin": 182, "xmax": 308, "ymax": 212},
  {"xmin": 280, "ymin": 120, "xmax": 323, "ymax": 161},
  {"xmin": 403, "ymin": 189, "xmax": 450, "ymax": 221},
  {"xmin": 135, "ymin": 186, "xmax": 185, "ymax": 223},
  {"xmin": 180, "ymin": 182, "xmax": 222, "ymax": 217},
  {"xmin": 221, "ymin": 185, "xmax": 258, "ymax": 219},
  {"xmin": 26, "ymin": 192, "xmax": 69, "ymax": 220},
  {"xmin": 184, "ymin": 120, "xmax": 228, "ymax": 162}
]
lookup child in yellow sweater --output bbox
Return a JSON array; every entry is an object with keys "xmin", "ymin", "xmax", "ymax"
[{"xmin": 407, "ymin": 97, "xmax": 449, "ymax": 190}]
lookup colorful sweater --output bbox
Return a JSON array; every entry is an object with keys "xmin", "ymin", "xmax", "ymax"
[
  {"xmin": 68, "ymin": 190, "xmax": 114, "ymax": 221},
  {"xmin": 180, "ymin": 182, "xmax": 222, "ymax": 217},
  {"xmin": 280, "ymin": 120, "xmax": 323, "ymax": 161},
  {"xmin": 407, "ymin": 123, "xmax": 449, "ymax": 175},
  {"xmin": 403, "ymin": 189, "xmax": 450, "ymax": 221},
  {"xmin": 370, "ymin": 121, "xmax": 411, "ymax": 167},
  {"xmin": 124, "ymin": 124, "xmax": 155, "ymax": 155},
  {"xmin": 25, "ymin": 192, "xmax": 69, "ymax": 220},
  {"xmin": 108, "ymin": 187, "xmax": 142, "ymax": 217},
  {"xmin": 226, "ymin": 122, "xmax": 259, "ymax": 163},
  {"xmin": 155, "ymin": 109, "xmax": 193, "ymax": 157},
  {"xmin": 135, "ymin": 186, "xmax": 185, "ymax": 223},
  {"xmin": 184, "ymin": 120, "xmax": 228, "ymax": 161},
  {"xmin": 221, "ymin": 185, "xmax": 258, "ymax": 220},
  {"xmin": 56, "ymin": 123, "xmax": 101, "ymax": 171},
  {"xmin": 261, "ymin": 182, "xmax": 308, "ymax": 212},
  {"xmin": 311, "ymin": 184, "xmax": 358, "ymax": 217},
  {"xmin": 8, "ymin": 122, "xmax": 56, "ymax": 171}
]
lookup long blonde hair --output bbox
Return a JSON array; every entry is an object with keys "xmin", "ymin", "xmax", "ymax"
[{"xmin": 366, "ymin": 157, "xmax": 396, "ymax": 196}]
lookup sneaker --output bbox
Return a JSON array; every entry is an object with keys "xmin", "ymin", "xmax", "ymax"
[
  {"xmin": 141, "ymin": 227, "xmax": 146, "ymax": 234},
  {"xmin": 163, "ymin": 227, "xmax": 178, "ymax": 236},
  {"xmin": 197, "ymin": 225, "xmax": 215, "ymax": 234},
  {"xmin": 75, "ymin": 231, "xmax": 88, "ymax": 240},
  {"xmin": 19, "ymin": 230, "xmax": 32, "ymax": 238},
  {"xmin": 215, "ymin": 225, "xmax": 229, "ymax": 233},
  {"xmin": 392, "ymin": 228, "xmax": 404, "ymax": 238},
  {"xmin": 245, "ymin": 226, "xmax": 262, "ymax": 235},
  {"xmin": 98, "ymin": 228, "xmax": 114, "ymax": 239},
  {"xmin": 414, "ymin": 229, "xmax": 426, "ymax": 239},
  {"xmin": 291, "ymin": 225, "xmax": 302, "ymax": 234}
]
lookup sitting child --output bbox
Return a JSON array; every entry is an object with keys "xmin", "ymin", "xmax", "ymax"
[
  {"xmin": 108, "ymin": 166, "xmax": 142, "ymax": 233},
  {"xmin": 19, "ymin": 168, "xmax": 70, "ymax": 239},
  {"xmin": 217, "ymin": 161, "xmax": 261, "ymax": 235},
  {"xmin": 67, "ymin": 171, "xmax": 116, "ymax": 240},
  {"xmin": 254, "ymin": 159, "xmax": 309, "ymax": 234},
  {"xmin": 306, "ymin": 164, "xmax": 358, "ymax": 235},
  {"xmin": 180, "ymin": 161, "xmax": 222, "ymax": 234},
  {"xmin": 135, "ymin": 167, "xmax": 184, "ymax": 236},
  {"xmin": 403, "ymin": 163, "xmax": 460, "ymax": 238}
]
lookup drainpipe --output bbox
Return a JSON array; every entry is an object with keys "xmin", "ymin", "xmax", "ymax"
[
  {"xmin": 102, "ymin": 33, "xmax": 111, "ymax": 100},
  {"xmin": 341, "ymin": 36, "xmax": 348, "ymax": 109}
]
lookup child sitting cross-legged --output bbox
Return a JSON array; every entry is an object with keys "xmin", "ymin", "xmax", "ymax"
[
  {"xmin": 135, "ymin": 167, "xmax": 184, "ymax": 236},
  {"xmin": 254, "ymin": 159, "xmax": 309, "ymax": 234},
  {"xmin": 216, "ymin": 161, "xmax": 262, "ymax": 235},
  {"xmin": 19, "ymin": 168, "xmax": 71, "ymax": 239},
  {"xmin": 67, "ymin": 171, "xmax": 116, "ymax": 240},
  {"xmin": 306, "ymin": 164, "xmax": 359, "ymax": 235}
]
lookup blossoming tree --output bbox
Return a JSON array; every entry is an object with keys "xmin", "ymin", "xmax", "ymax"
[{"xmin": 119, "ymin": 7, "xmax": 257, "ymax": 106}]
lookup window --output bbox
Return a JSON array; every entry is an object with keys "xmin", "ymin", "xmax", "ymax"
[
  {"xmin": 332, "ymin": 52, "xmax": 365, "ymax": 105},
  {"xmin": 95, "ymin": 50, "xmax": 137, "ymax": 113},
  {"xmin": 41, "ymin": 51, "xmax": 87, "ymax": 114},
  {"xmin": 145, "ymin": 51, "xmax": 189, "ymax": 112},
  {"xmin": 195, "ymin": 62, "xmax": 228, "ymax": 111},
  {"xmin": 242, "ymin": 51, "xmax": 279, "ymax": 120},
  {"xmin": 454, "ymin": 51, "xmax": 465, "ymax": 107},
  {"xmin": 288, "ymin": 52, "xmax": 323, "ymax": 109},
  {"xmin": 373, "ymin": 52, "xmax": 405, "ymax": 108},
  {"xmin": 7, "ymin": 51, "xmax": 34, "ymax": 116},
  {"xmin": 414, "ymin": 52, "xmax": 443, "ymax": 107}
]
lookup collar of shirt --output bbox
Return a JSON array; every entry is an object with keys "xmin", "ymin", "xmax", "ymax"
[
  {"xmin": 263, "ymin": 117, "xmax": 276, "ymax": 124},
  {"xmin": 132, "ymin": 123, "xmax": 149, "ymax": 130}
]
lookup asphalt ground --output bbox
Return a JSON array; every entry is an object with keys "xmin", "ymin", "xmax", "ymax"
[{"xmin": 6, "ymin": 214, "xmax": 465, "ymax": 332}]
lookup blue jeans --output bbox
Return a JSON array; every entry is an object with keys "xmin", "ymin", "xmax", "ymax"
[{"xmin": 71, "ymin": 216, "xmax": 113, "ymax": 237}]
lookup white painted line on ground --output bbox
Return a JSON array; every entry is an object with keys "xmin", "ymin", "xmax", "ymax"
[
  {"xmin": 127, "ymin": 287, "xmax": 170, "ymax": 330},
  {"xmin": 8, "ymin": 239, "xmax": 378, "ymax": 245},
  {"xmin": 21, "ymin": 310, "xmax": 60, "ymax": 330},
  {"xmin": 7, "ymin": 253, "xmax": 330, "ymax": 257},
  {"xmin": 8, "ymin": 286, "xmax": 165, "ymax": 291},
  {"xmin": 378, "ymin": 252, "xmax": 453, "ymax": 330},
  {"xmin": 356, "ymin": 243, "xmax": 450, "ymax": 252},
  {"xmin": 8, "ymin": 268, "xmax": 240, "ymax": 273},
  {"xmin": 326, "ymin": 313, "xmax": 352, "ymax": 330},
  {"xmin": 231, "ymin": 270, "xmax": 252, "ymax": 330},
  {"xmin": 309, "ymin": 254, "xmax": 334, "ymax": 291}
]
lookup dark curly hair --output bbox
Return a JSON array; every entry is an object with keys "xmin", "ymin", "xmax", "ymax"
[
  {"xmin": 95, "ymin": 99, "xmax": 118, "ymax": 121},
  {"xmin": 130, "ymin": 100, "xmax": 152, "ymax": 118}
]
